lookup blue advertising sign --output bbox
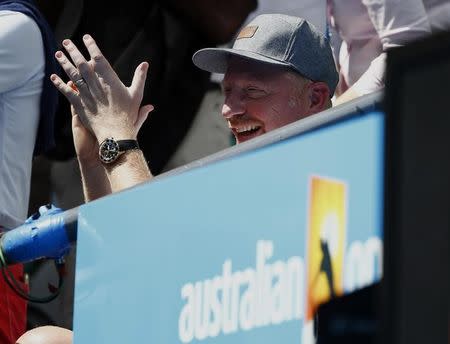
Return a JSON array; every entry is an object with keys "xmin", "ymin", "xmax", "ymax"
[{"xmin": 73, "ymin": 110, "xmax": 384, "ymax": 343}]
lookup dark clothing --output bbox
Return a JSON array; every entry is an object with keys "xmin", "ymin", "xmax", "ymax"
[{"xmin": 45, "ymin": 1, "xmax": 211, "ymax": 174}]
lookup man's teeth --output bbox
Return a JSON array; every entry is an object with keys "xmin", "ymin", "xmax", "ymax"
[{"xmin": 236, "ymin": 125, "xmax": 260, "ymax": 133}]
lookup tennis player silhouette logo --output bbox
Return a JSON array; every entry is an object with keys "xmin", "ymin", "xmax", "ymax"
[{"xmin": 305, "ymin": 176, "xmax": 347, "ymax": 322}]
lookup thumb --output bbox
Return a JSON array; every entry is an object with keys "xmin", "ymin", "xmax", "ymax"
[
  {"xmin": 135, "ymin": 104, "xmax": 154, "ymax": 131},
  {"xmin": 70, "ymin": 104, "xmax": 93, "ymax": 134},
  {"xmin": 129, "ymin": 62, "xmax": 149, "ymax": 99},
  {"xmin": 70, "ymin": 104, "xmax": 77, "ymax": 117}
]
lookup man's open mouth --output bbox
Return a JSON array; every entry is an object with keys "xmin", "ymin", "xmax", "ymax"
[{"xmin": 232, "ymin": 124, "xmax": 263, "ymax": 142}]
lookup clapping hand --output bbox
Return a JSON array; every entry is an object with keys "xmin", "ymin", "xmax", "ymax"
[{"xmin": 50, "ymin": 34, "xmax": 154, "ymax": 157}]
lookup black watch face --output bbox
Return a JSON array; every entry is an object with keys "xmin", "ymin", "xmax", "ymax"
[{"xmin": 99, "ymin": 138, "xmax": 120, "ymax": 163}]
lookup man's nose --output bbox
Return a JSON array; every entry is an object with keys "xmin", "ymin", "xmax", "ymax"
[{"xmin": 222, "ymin": 93, "xmax": 245, "ymax": 119}]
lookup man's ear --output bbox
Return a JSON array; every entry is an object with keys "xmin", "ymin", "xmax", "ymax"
[{"xmin": 307, "ymin": 82, "xmax": 331, "ymax": 115}]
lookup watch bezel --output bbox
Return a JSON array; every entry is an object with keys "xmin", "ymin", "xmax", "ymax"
[{"xmin": 99, "ymin": 137, "xmax": 120, "ymax": 164}]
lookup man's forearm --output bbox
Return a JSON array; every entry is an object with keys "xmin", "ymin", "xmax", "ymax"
[
  {"xmin": 78, "ymin": 161, "xmax": 112, "ymax": 202},
  {"xmin": 104, "ymin": 150, "xmax": 152, "ymax": 193}
]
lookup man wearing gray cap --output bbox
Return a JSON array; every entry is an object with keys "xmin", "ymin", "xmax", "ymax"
[
  {"xmin": 50, "ymin": 14, "xmax": 338, "ymax": 199},
  {"xmin": 193, "ymin": 14, "xmax": 338, "ymax": 144}
]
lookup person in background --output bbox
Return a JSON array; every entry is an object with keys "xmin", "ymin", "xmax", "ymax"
[
  {"xmin": 423, "ymin": 0, "xmax": 450, "ymax": 32},
  {"xmin": 16, "ymin": 325, "xmax": 72, "ymax": 344},
  {"xmin": 0, "ymin": 0, "xmax": 58, "ymax": 342},
  {"xmin": 330, "ymin": 0, "xmax": 433, "ymax": 105}
]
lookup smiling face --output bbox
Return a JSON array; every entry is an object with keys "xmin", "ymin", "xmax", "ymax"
[{"xmin": 221, "ymin": 57, "xmax": 313, "ymax": 143}]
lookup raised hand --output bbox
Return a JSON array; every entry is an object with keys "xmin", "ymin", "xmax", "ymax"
[
  {"xmin": 50, "ymin": 34, "xmax": 154, "ymax": 144},
  {"xmin": 50, "ymin": 35, "xmax": 154, "ymax": 197}
]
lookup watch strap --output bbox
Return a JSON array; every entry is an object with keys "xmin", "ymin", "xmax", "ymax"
[
  {"xmin": 99, "ymin": 138, "xmax": 140, "ymax": 164},
  {"xmin": 117, "ymin": 140, "xmax": 140, "ymax": 152}
]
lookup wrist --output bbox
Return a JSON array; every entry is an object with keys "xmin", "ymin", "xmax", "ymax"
[
  {"xmin": 78, "ymin": 155, "xmax": 104, "ymax": 171},
  {"xmin": 97, "ymin": 132, "xmax": 136, "ymax": 144},
  {"xmin": 92, "ymin": 124, "xmax": 136, "ymax": 144},
  {"xmin": 98, "ymin": 137, "xmax": 141, "ymax": 165},
  {"xmin": 105, "ymin": 149, "xmax": 152, "ymax": 192},
  {"xmin": 104, "ymin": 149, "xmax": 146, "ymax": 170}
]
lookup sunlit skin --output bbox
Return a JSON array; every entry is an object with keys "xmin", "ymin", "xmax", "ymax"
[
  {"xmin": 222, "ymin": 57, "xmax": 331, "ymax": 143},
  {"xmin": 16, "ymin": 326, "xmax": 73, "ymax": 344}
]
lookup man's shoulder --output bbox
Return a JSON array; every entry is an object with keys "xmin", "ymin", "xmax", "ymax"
[{"xmin": 0, "ymin": 11, "xmax": 44, "ymax": 91}]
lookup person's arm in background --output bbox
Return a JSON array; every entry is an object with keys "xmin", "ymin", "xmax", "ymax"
[
  {"xmin": 334, "ymin": 53, "xmax": 386, "ymax": 105},
  {"xmin": 335, "ymin": 0, "xmax": 431, "ymax": 105},
  {"xmin": 51, "ymin": 35, "xmax": 154, "ymax": 197}
]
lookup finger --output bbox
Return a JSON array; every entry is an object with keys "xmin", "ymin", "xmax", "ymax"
[
  {"xmin": 52, "ymin": 70, "xmax": 97, "ymax": 118},
  {"xmin": 71, "ymin": 107, "xmax": 94, "ymax": 135},
  {"xmin": 72, "ymin": 112, "xmax": 90, "ymax": 132},
  {"xmin": 51, "ymin": 73, "xmax": 98, "ymax": 134},
  {"xmin": 71, "ymin": 113, "xmax": 93, "ymax": 143},
  {"xmin": 135, "ymin": 104, "xmax": 154, "ymax": 131},
  {"xmin": 129, "ymin": 62, "xmax": 149, "ymax": 99},
  {"xmin": 82, "ymin": 34, "xmax": 116, "ymax": 83},
  {"xmin": 50, "ymin": 74, "xmax": 81, "ymax": 107},
  {"xmin": 68, "ymin": 80, "xmax": 98, "ymax": 107},
  {"xmin": 62, "ymin": 39, "xmax": 104, "ymax": 97},
  {"xmin": 69, "ymin": 103, "xmax": 77, "ymax": 117},
  {"xmin": 55, "ymin": 50, "xmax": 92, "ymax": 99},
  {"xmin": 72, "ymin": 112, "xmax": 79, "ymax": 122},
  {"xmin": 67, "ymin": 80, "xmax": 77, "ymax": 93},
  {"xmin": 72, "ymin": 112, "xmax": 82, "ymax": 128},
  {"xmin": 51, "ymin": 74, "xmax": 96, "ymax": 123},
  {"xmin": 62, "ymin": 39, "xmax": 88, "ymax": 68}
]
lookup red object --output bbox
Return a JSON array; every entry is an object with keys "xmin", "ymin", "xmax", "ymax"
[{"xmin": 0, "ymin": 264, "xmax": 27, "ymax": 344}]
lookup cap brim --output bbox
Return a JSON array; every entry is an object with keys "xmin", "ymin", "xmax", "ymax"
[{"xmin": 192, "ymin": 47, "xmax": 290, "ymax": 74}]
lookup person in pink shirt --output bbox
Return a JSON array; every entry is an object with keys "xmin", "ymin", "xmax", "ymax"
[{"xmin": 330, "ymin": 0, "xmax": 435, "ymax": 104}]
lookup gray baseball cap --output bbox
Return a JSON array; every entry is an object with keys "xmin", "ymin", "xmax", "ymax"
[{"xmin": 192, "ymin": 14, "xmax": 339, "ymax": 96}]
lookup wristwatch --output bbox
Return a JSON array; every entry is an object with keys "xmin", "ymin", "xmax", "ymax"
[{"xmin": 98, "ymin": 137, "xmax": 140, "ymax": 164}]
